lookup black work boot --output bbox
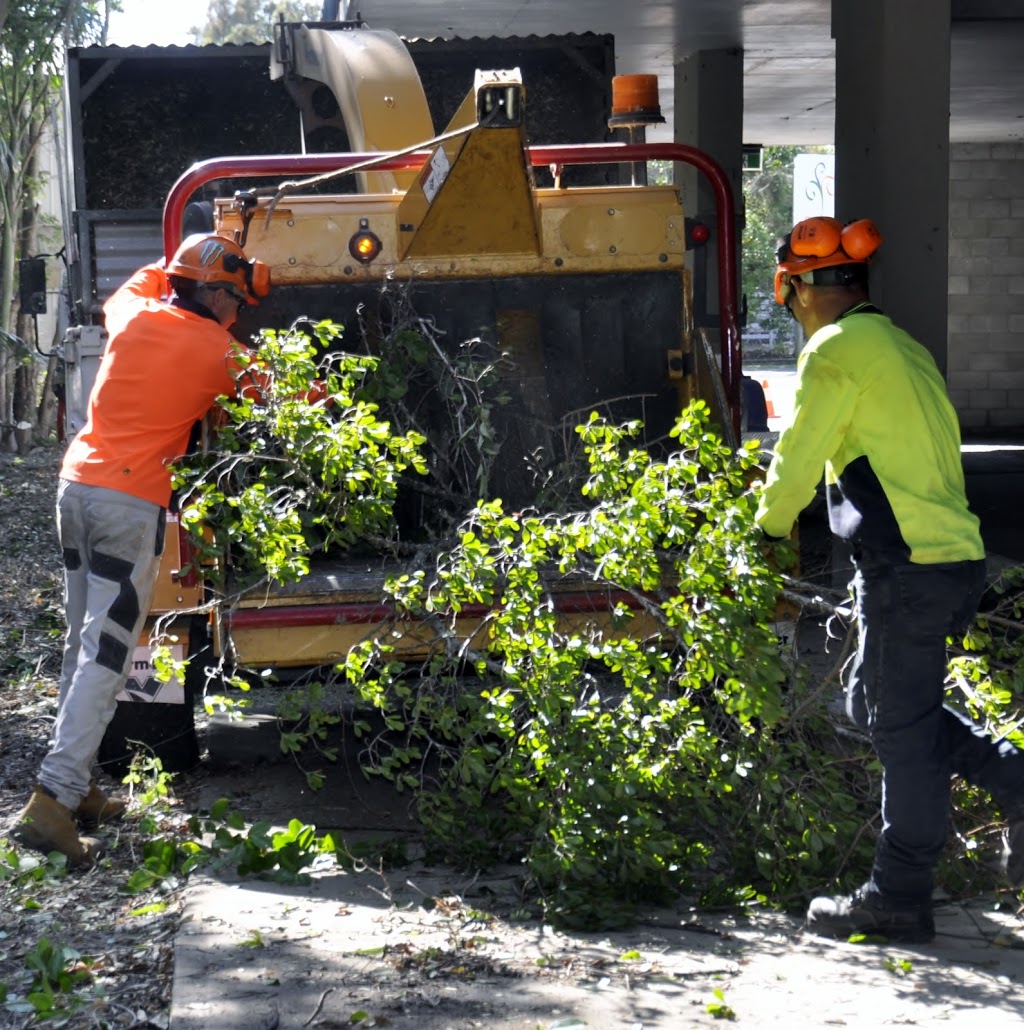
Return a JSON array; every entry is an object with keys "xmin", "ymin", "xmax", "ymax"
[{"xmin": 806, "ymin": 886, "xmax": 935, "ymax": 942}]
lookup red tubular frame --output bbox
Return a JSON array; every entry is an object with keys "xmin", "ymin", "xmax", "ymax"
[
  {"xmin": 163, "ymin": 142, "xmax": 741, "ymax": 436},
  {"xmin": 226, "ymin": 588, "xmax": 647, "ymax": 631}
]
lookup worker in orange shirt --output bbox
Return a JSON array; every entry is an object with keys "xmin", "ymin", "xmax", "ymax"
[{"xmin": 15, "ymin": 233, "xmax": 271, "ymax": 865}]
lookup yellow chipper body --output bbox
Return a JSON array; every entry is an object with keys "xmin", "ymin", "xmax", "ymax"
[{"xmin": 151, "ymin": 26, "xmax": 743, "ymax": 671}]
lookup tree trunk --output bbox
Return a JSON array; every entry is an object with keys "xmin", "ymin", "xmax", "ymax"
[{"xmin": 12, "ymin": 139, "xmax": 41, "ymax": 452}]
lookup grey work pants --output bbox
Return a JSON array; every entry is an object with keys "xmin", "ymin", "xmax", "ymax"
[{"xmin": 38, "ymin": 480, "xmax": 165, "ymax": 810}]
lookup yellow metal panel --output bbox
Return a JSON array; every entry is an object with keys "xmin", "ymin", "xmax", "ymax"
[
  {"xmin": 400, "ymin": 128, "xmax": 540, "ymax": 258},
  {"xmin": 226, "ymin": 609, "xmax": 663, "ymax": 668},
  {"xmin": 216, "ymin": 185, "xmax": 684, "ymax": 282},
  {"xmin": 278, "ymin": 27, "xmax": 435, "ymax": 193},
  {"xmin": 226, "ymin": 618, "xmax": 480, "ymax": 667},
  {"xmin": 223, "ymin": 196, "xmax": 403, "ymax": 284},
  {"xmin": 150, "ymin": 516, "xmax": 204, "ymax": 614},
  {"xmin": 537, "ymin": 185, "xmax": 683, "ymax": 260},
  {"xmin": 393, "ymin": 133, "xmax": 471, "ymax": 258}
]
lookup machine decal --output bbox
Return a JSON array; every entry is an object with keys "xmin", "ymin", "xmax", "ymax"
[
  {"xmin": 116, "ymin": 644, "xmax": 186, "ymax": 704},
  {"xmin": 420, "ymin": 146, "xmax": 451, "ymax": 204}
]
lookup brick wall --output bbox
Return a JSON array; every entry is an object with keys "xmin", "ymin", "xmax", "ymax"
[{"xmin": 947, "ymin": 141, "xmax": 1024, "ymax": 432}]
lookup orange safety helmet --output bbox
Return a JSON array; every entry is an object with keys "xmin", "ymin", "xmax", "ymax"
[
  {"xmin": 166, "ymin": 233, "xmax": 271, "ymax": 306},
  {"xmin": 774, "ymin": 217, "xmax": 882, "ymax": 304}
]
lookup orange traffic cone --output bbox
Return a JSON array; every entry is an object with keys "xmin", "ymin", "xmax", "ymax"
[{"xmin": 762, "ymin": 380, "xmax": 776, "ymax": 418}]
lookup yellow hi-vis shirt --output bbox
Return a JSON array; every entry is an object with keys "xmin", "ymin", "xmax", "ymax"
[{"xmin": 755, "ymin": 303, "xmax": 983, "ymax": 565}]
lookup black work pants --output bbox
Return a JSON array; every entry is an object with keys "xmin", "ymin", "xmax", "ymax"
[{"xmin": 847, "ymin": 557, "xmax": 1024, "ymax": 905}]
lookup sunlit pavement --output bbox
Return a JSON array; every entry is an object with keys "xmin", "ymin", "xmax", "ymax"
[{"xmin": 746, "ymin": 366, "xmax": 798, "ymax": 433}]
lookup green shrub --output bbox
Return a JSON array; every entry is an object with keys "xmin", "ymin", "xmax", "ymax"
[
  {"xmin": 172, "ymin": 319, "xmax": 427, "ymax": 591},
  {"xmin": 170, "ymin": 320, "xmax": 1022, "ymax": 926},
  {"xmin": 343, "ymin": 403, "xmax": 869, "ymax": 925}
]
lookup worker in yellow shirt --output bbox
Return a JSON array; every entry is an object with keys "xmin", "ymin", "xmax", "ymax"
[{"xmin": 757, "ymin": 216, "xmax": 1024, "ymax": 941}]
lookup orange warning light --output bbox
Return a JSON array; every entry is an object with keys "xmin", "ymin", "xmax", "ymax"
[{"xmin": 349, "ymin": 226, "xmax": 382, "ymax": 264}]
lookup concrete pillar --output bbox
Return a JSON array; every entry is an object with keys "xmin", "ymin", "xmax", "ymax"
[
  {"xmin": 832, "ymin": 0, "xmax": 951, "ymax": 371},
  {"xmin": 673, "ymin": 48, "xmax": 743, "ymax": 327}
]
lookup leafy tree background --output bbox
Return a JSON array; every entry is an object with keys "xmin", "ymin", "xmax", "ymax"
[
  {"xmin": 0, "ymin": 1, "xmax": 116, "ymax": 451},
  {"xmin": 741, "ymin": 144, "xmax": 832, "ymax": 362},
  {"xmin": 191, "ymin": 0, "xmax": 321, "ymax": 44}
]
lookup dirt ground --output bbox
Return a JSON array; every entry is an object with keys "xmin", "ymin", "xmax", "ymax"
[
  {"xmin": 0, "ymin": 447, "xmax": 182, "ymax": 1027},
  {"xmin": 3, "ymin": 444, "xmax": 1024, "ymax": 1030},
  {"xmin": 168, "ymin": 744, "xmax": 1024, "ymax": 1030}
]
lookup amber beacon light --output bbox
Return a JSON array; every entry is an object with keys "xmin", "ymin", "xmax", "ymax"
[
  {"xmin": 348, "ymin": 219, "xmax": 382, "ymax": 264},
  {"xmin": 607, "ymin": 74, "xmax": 665, "ymax": 128}
]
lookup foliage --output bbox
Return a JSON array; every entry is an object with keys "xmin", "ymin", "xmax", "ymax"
[
  {"xmin": 3, "ymin": 937, "xmax": 96, "ymax": 1021},
  {"xmin": 941, "ymin": 563, "xmax": 1024, "ymax": 881},
  {"xmin": 331, "ymin": 403, "xmax": 871, "ymax": 926},
  {"xmin": 0, "ymin": 839, "xmax": 68, "ymax": 893},
  {"xmin": 191, "ymin": 0, "xmax": 321, "ymax": 44},
  {"xmin": 172, "ymin": 318, "xmax": 427, "ymax": 596},
  {"xmin": 0, "ymin": 1, "xmax": 114, "ymax": 448},
  {"xmin": 706, "ymin": 987, "xmax": 737, "ymax": 1019},
  {"xmin": 186, "ymin": 799, "xmax": 336, "ymax": 883},
  {"xmin": 741, "ymin": 145, "xmax": 830, "ymax": 360},
  {"xmin": 121, "ymin": 751, "xmax": 177, "ymax": 834},
  {"xmin": 949, "ymin": 564, "xmax": 1024, "ymax": 751},
  {"xmin": 122, "ymin": 795, "xmax": 339, "ymax": 894},
  {"xmin": 171, "ymin": 379, "xmax": 867, "ymax": 926},
  {"xmin": 276, "ymin": 680, "xmax": 340, "ymax": 789}
]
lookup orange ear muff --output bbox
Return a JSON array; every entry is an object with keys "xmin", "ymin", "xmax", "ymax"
[
  {"xmin": 248, "ymin": 260, "xmax": 271, "ymax": 301},
  {"xmin": 790, "ymin": 217, "xmax": 843, "ymax": 258},
  {"xmin": 774, "ymin": 269, "xmax": 792, "ymax": 305},
  {"xmin": 840, "ymin": 219, "xmax": 883, "ymax": 261}
]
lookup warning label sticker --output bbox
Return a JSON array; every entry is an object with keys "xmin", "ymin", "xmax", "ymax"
[
  {"xmin": 116, "ymin": 643, "xmax": 186, "ymax": 704},
  {"xmin": 421, "ymin": 147, "xmax": 451, "ymax": 204}
]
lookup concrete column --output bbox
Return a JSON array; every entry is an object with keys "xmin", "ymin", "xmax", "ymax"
[
  {"xmin": 832, "ymin": 0, "xmax": 951, "ymax": 371},
  {"xmin": 673, "ymin": 48, "xmax": 743, "ymax": 327}
]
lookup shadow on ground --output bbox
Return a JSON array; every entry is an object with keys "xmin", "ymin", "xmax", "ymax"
[{"xmin": 166, "ymin": 714, "xmax": 1024, "ymax": 1030}]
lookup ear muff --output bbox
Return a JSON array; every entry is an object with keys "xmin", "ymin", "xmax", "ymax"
[
  {"xmin": 839, "ymin": 218, "xmax": 883, "ymax": 261},
  {"xmin": 774, "ymin": 217, "xmax": 882, "ymax": 304},
  {"xmin": 790, "ymin": 217, "xmax": 843, "ymax": 258},
  {"xmin": 221, "ymin": 252, "xmax": 272, "ymax": 305},
  {"xmin": 248, "ymin": 260, "xmax": 271, "ymax": 301},
  {"xmin": 774, "ymin": 269, "xmax": 792, "ymax": 306}
]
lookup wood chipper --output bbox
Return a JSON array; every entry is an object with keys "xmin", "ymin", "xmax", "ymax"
[{"xmin": 61, "ymin": 22, "xmax": 750, "ymax": 768}]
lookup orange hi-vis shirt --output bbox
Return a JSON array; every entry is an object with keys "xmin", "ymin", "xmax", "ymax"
[{"xmin": 61, "ymin": 265, "xmax": 252, "ymax": 507}]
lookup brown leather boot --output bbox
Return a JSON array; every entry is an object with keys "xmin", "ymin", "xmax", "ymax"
[
  {"xmin": 14, "ymin": 787, "xmax": 103, "ymax": 867},
  {"xmin": 76, "ymin": 782, "xmax": 127, "ymax": 827}
]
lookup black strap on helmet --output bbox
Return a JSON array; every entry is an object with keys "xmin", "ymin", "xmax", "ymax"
[{"xmin": 805, "ymin": 264, "xmax": 869, "ymax": 289}]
